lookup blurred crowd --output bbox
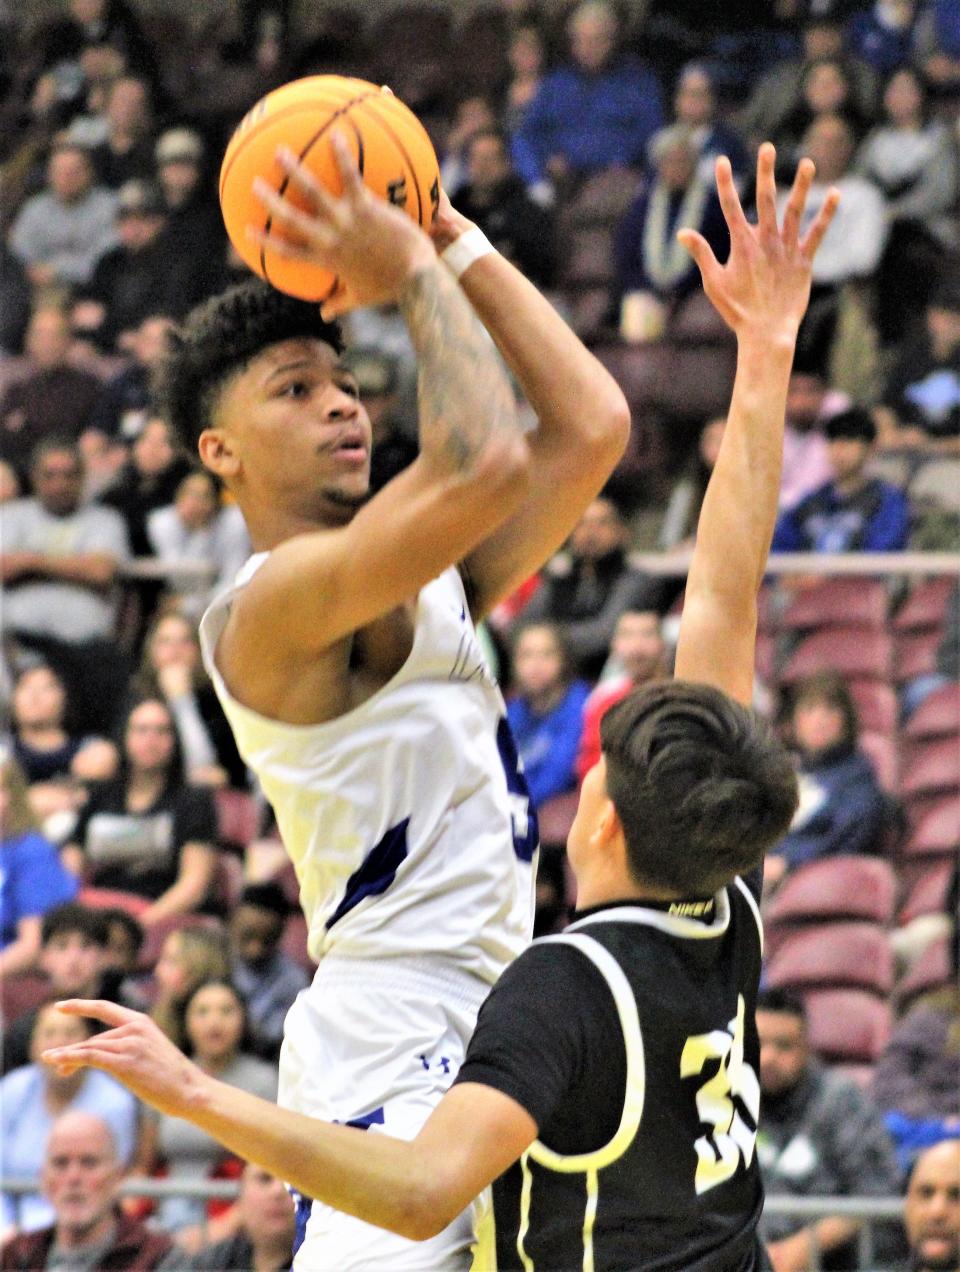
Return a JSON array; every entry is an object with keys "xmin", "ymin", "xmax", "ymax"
[{"xmin": 0, "ymin": 1, "xmax": 958, "ymax": 1269}]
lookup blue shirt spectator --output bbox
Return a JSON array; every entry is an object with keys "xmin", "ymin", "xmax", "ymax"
[
  {"xmin": 0, "ymin": 1005, "xmax": 139, "ymax": 1233},
  {"xmin": 848, "ymin": 1, "xmax": 920, "ymax": 73},
  {"xmin": 0, "ymin": 754, "xmax": 77, "ymax": 978},
  {"xmin": 766, "ymin": 672, "xmax": 889, "ymax": 888},
  {"xmin": 506, "ymin": 623, "xmax": 590, "ymax": 808},
  {"xmin": 511, "ymin": 1, "xmax": 664, "ymax": 192},
  {"xmin": 772, "ymin": 408, "xmax": 910, "ymax": 553}
]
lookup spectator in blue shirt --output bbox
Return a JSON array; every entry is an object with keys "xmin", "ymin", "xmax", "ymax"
[
  {"xmin": 765, "ymin": 671, "xmax": 889, "ymax": 890},
  {"xmin": 511, "ymin": 0, "xmax": 664, "ymax": 199},
  {"xmin": 771, "ymin": 407, "xmax": 910, "ymax": 553},
  {"xmin": 848, "ymin": 0, "xmax": 921, "ymax": 74},
  {"xmin": 0, "ymin": 753, "xmax": 78, "ymax": 979},
  {"xmin": 506, "ymin": 623, "xmax": 590, "ymax": 809}
]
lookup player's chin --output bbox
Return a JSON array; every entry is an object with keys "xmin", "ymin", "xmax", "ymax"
[{"xmin": 321, "ymin": 473, "xmax": 371, "ymax": 513}]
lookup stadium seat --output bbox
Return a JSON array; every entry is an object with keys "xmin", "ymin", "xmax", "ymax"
[
  {"xmin": 896, "ymin": 935, "xmax": 954, "ymax": 1010},
  {"xmin": 902, "ymin": 797, "xmax": 960, "ymax": 859},
  {"xmin": 894, "ymin": 629, "xmax": 943, "ymax": 682},
  {"xmin": 0, "ymin": 971, "xmax": 50, "ymax": 1025},
  {"xmin": 562, "ymin": 225, "xmax": 618, "ymax": 289},
  {"xmin": 538, "ymin": 791, "xmax": 579, "ymax": 848},
  {"xmin": 897, "ymin": 860, "xmax": 954, "ymax": 927},
  {"xmin": 781, "ymin": 578, "xmax": 888, "ymax": 632},
  {"xmin": 859, "ymin": 731, "xmax": 898, "ymax": 794},
  {"xmin": 668, "ymin": 290, "xmax": 732, "ymax": 345},
  {"xmin": 849, "ymin": 681, "xmax": 899, "ymax": 737},
  {"xmin": 282, "ymin": 912, "xmax": 315, "ymax": 974},
  {"xmin": 655, "ymin": 344, "xmax": 737, "ymax": 421},
  {"xmin": 765, "ymin": 856, "xmax": 898, "ymax": 928},
  {"xmin": 781, "ymin": 629, "xmax": 893, "ymax": 684},
  {"xmin": 893, "ymin": 578, "xmax": 954, "ymax": 632},
  {"xmin": 802, "ymin": 989, "xmax": 893, "ymax": 1063},
  {"xmin": 900, "ymin": 739, "xmax": 960, "ymax": 801},
  {"xmin": 214, "ymin": 789, "xmax": 262, "ymax": 853},
  {"xmin": 766, "ymin": 923, "xmax": 894, "ymax": 995},
  {"xmin": 593, "ymin": 342, "xmax": 666, "ymax": 412},
  {"xmin": 137, "ymin": 913, "xmax": 222, "ymax": 973},
  {"xmin": 904, "ymin": 683, "xmax": 960, "ymax": 742}
]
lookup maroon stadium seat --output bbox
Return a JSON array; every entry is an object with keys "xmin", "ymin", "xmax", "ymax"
[
  {"xmin": 214, "ymin": 789, "xmax": 262, "ymax": 853},
  {"xmin": 896, "ymin": 935, "xmax": 954, "ymax": 1010},
  {"xmin": 781, "ymin": 629, "xmax": 893, "ymax": 683},
  {"xmin": 849, "ymin": 681, "xmax": 899, "ymax": 737},
  {"xmin": 656, "ymin": 344, "xmax": 737, "ymax": 421},
  {"xmin": 212, "ymin": 851, "xmax": 245, "ymax": 910},
  {"xmin": 904, "ymin": 683, "xmax": 960, "ymax": 742},
  {"xmin": 898, "ymin": 861, "xmax": 954, "ymax": 926},
  {"xmin": 902, "ymin": 797, "xmax": 960, "ymax": 859},
  {"xmin": 859, "ymin": 731, "xmax": 898, "ymax": 795},
  {"xmin": 895, "ymin": 630, "xmax": 943, "ymax": 682},
  {"xmin": 766, "ymin": 856, "xmax": 898, "ymax": 927},
  {"xmin": 803, "ymin": 990, "xmax": 893, "ymax": 1063},
  {"xmin": 766, "ymin": 923, "xmax": 894, "ymax": 995},
  {"xmin": 781, "ymin": 578, "xmax": 888, "ymax": 632},
  {"xmin": 900, "ymin": 739, "xmax": 960, "ymax": 801},
  {"xmin": 893, "ymin": 578, "xmax": 954, "ymax": 632},
  {"xmin": 0, "ymin": 972, "xmax": 50, "ymax": 1025},
  {"xmin": 538, "ymin": 791, "xmax": 580, "ymax": 848}
]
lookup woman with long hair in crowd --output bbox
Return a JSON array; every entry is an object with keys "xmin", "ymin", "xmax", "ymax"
[
  {"xmin": 149, "ymin": 924, "xmax": 231, "ymax": 1047},
  {"xmin": 61, "ymin": 696, "xmax": 218, "ymax": 925}
]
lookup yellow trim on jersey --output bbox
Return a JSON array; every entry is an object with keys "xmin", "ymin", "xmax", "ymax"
[
  {"xmin": 527, "ymin": 934, "xmax": 646, "ymax": 1174},
  {"xmin": 517, "ymin": 1151, "xmax": 535, "ymax": 1271},
  {"xmin": 583, "ymin": 1168, "xmax": 599, "ymax": 1272},
  {"xmin": 470, "ymin": 1186, "xmax": 497, "ymax": 1271}
]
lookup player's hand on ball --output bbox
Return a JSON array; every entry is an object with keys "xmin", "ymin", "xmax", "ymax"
[
  {"xmin": 250, "ymin": 134, "xmax": 436, "ymax": 317},
  {"xmin": 429, "ymin": 188, "xmax": 475, "ymax": 255},
  {"xmin": 42, "ymin": 999, "xmax": 205, "ymax": 1119},
  {"xmin": 678, "ymin": 142, "xmax": 840, "ymax": 344}
]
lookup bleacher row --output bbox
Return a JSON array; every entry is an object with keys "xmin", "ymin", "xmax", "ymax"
[{"xmin": 531, "ymin": 570, "xmax": 959, "ymax": 1081}]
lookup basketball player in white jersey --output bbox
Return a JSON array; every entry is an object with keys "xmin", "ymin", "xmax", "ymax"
[
  {"xmin": 102, "ymin": 136, "xmax": 626, "ymax": 1269},
  {"xmin": 45, "ymin": 143, "xmax": 839, "ymax": 1271}
]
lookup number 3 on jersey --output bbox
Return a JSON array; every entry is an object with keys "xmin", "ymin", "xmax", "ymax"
[{"xmin": 680, "ymin": 995, "xmax": 760, "ymax": 1195}]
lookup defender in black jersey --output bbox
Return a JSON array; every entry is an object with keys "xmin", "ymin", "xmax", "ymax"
[{"xmin": 43, "ymin": 144, "xmax": 839, "ymax": 1272}]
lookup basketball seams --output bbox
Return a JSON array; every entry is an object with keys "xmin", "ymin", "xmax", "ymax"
[{"xmin": 351, "ymin": 98, "xmax": 425, "ymax": 226}]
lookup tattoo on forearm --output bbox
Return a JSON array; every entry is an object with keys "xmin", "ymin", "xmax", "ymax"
[{"xmin": 399, "ymin": 264, "xmax": 521, "ymax": 472}]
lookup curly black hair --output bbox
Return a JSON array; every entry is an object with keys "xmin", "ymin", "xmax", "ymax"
[{"xmin": 153, "ymin": 279, "xmax": 344, "ymax": 452}]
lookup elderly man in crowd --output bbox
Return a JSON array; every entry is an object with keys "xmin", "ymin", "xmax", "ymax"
[{"xmin": 0, "ymin": 1111, "xmax": 172, "ymax": 1271}]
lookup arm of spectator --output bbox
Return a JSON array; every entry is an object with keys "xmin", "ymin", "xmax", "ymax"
[
  {"xmin": 0, "ymin": 915, "xmax": 43, "ymax": 978},
  {"xmin": 19, "ymin": 550, "xmax": 122, "ymax": 591},
  {"xmin": 139, "ymin": 842, "xmax": 216, "ymax": 926},
  {"xmin": 864, "ymin": 486, "xmax": 910, "ymax": 551},
  {"xmin": 768, "ymin": 1220, "xmax": 861, "ymax": 1272},
  {"xmin": 157, "ymin": 668, "xmax": 220, "ymax": 777}
]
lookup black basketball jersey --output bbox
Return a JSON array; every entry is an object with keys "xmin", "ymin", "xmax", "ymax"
[{"xmin": 482, "ymin": 878, "xmax": 768, "ymax": 1272}]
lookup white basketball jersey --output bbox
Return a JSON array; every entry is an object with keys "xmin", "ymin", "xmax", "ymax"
[{"xmin": 199, "ymin": 556, "xmax": 536, "ymax": 988}]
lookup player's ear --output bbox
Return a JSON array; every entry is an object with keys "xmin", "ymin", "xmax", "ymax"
[
  {"xmin": 590, "ymin": 798, "xmax": 621, "ymax": 851},
  {"xmin": 198, "ymin": 428, "xmax": 240, "ymax": 480}
]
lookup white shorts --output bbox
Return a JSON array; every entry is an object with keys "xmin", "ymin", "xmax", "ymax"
[{"xmin": 281, "ymin": 956, "xmax": 489, "ymax": 1272}]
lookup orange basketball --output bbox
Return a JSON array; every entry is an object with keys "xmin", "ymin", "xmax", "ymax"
[{"xmin": 219, "ymin": 75, "xmax": 440, "ymax": 303}]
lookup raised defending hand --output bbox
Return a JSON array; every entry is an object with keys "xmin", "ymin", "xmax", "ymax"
[
  {"xmin": 678, "ymin": 143, "xmax": 839, "ymax": 344},
  {"xmin": 42, "ymin": 999, "xmax": 204, "ymax": 1119},
  {"xmin": 249, "ymin": 133, "xmax": 435, "ymax": 319}
]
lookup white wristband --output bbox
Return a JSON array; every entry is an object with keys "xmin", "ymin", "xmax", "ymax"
[{"xmin": 441, "ymin": 227, "xmax": 495, "ymax": 280}]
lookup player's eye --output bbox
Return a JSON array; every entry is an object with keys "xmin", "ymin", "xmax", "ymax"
[
  {"xmin": 336, "ymin": 376, "xmax": 360, "ymax": 398},
  {"xmin": 281, "ymin": 380, "xmax": 310, "ymax": 399}
]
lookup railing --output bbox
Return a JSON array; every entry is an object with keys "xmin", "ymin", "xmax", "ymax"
[
  {"xmin": 628, "ymin": 550, "xmax": 960, "ymax": 576},
  {"xmin": 1, "ymin": 1178, "xmax": 906, "ymax": 1269}
]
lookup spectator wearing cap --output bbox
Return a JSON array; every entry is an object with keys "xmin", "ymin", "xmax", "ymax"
[
  {"xmin": 8, "ymin": 140, "xmax": 118, "ymax": 289},
  {"xmin": 154, "ymin": 128, "xmax": 226, "ymax": 279},
  {"xmin": 229, "ymin": 883, "xmax": 309, "ymax": 1060},
  {"xmin": 341, "ymin": 348, "xmax": 418, "ymax": 493},
  {"xmin": 77, "ymin": 180, "xmax": 207, "ymax": 351},
  {"xmin": 454, "ymin": 128, "xmax": 557, "ymax": 288},
  {"xmin": 772, "ymin": 408, "xmax": 910, "ymax": 552},
  {"xmin": 511, "ymin": 0, "xmax": 664, "ymax": 200},
  {"xmin": 875, "ymin": 276, "xmax": 960, "ymax": 455}
]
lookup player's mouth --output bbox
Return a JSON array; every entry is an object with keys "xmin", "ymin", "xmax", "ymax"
[{"xmin": 329, "ymin": 430, "xmax": 369, "ymax": 464}]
